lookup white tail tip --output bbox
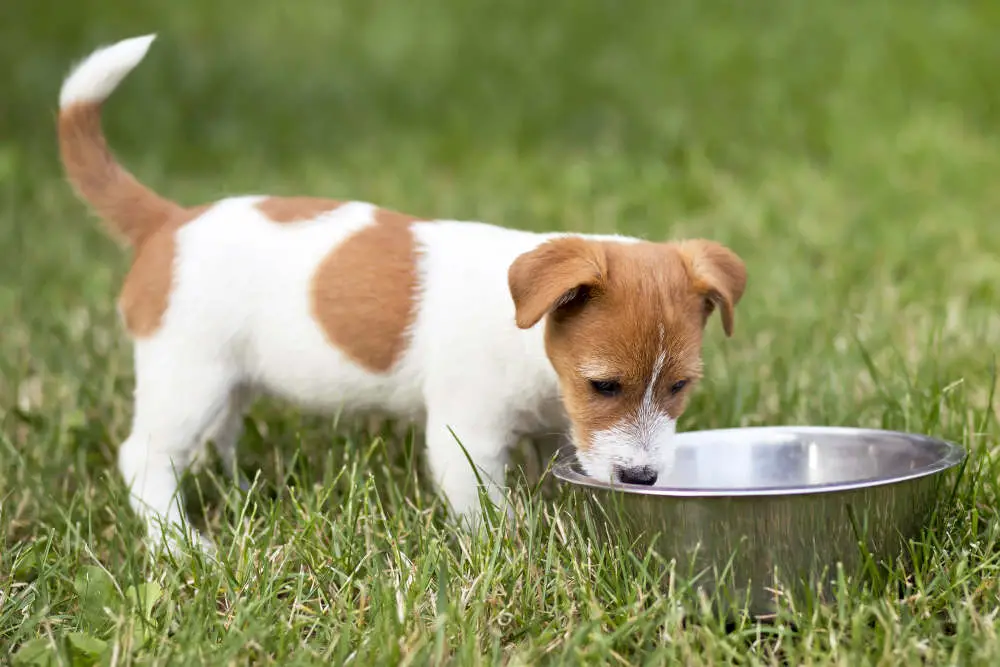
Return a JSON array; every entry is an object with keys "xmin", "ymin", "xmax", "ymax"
[{"xmin": 59, "ymin": 34, "xmax": 157, "ymax": 108}]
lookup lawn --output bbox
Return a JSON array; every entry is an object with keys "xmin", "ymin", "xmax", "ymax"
[{"xmin": 2, "ymin": 0, "xmax": 999, "ymax": 663}]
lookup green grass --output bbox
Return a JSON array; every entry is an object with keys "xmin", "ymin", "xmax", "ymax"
[{"xmin": 2, "ymin": 0, "xmax": 1000, "ymax": 663}]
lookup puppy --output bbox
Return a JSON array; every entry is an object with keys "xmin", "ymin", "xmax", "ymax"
[{"xmin": 57, "ymin": 35, "xmax": 747, "ymax": 549}]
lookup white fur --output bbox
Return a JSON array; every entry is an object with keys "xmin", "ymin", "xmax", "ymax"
[
  {"xmin": 63, "ymin": 35, "xmax": 685, "ymax": 551},
  {"xmin": 582, "ymin": 416, "xmax": 678, "ymax": 483},
  {"xmin": 60, "ymin": 34, "xmax": 156, "ymax": 107},
  {"xmin": 578, "ymin": 348, "xmax": 678, "ymax": 484}
]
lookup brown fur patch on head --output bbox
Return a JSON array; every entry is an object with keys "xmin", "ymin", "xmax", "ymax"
[
  {"xmin": 118, "ymin": 204, "xmax": 212, "ymax": 337},
  {"xmin": 508, "ymin": 236, "xmax": 608, "ymax": 329},
  {"xmin": 509, "ymin": 237, "xmax": 746, "ymax": 451},
  {"xmin": 311, "ymin": 208, "xmax": 423, "ymax": 373},
  {"xmin": 255, "ymin": 197, "xmax": 344, "ymax": 223}
]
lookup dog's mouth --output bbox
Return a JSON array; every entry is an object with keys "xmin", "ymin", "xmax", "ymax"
[{"xmin": 565, "ymin": 445, "xmax": 620, "ymax": 483}]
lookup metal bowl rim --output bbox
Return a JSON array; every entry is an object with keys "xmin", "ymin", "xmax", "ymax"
[{"xmin": 551, "ymin": 425, "xmax": 967, "ymax": 498}]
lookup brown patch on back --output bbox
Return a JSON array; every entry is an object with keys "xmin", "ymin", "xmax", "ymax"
[
  {"xmin": 118, "ymin": 204, "xmax": 212, "ymax": 338},
  {"xmin": 311, "ymin": 208, "xmax": 422, "ymax": 373},
  {"xmin": 508, "ymin": 236, "xmax": 746, "ymax": 450},
  {"xmin": 255, "ymin": 197, "xmax": 344, "ymax": 223}
]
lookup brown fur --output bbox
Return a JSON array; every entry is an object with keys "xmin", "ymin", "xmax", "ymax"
[
  {"xmin": 116, "ymin": 204, "xmax": 211, "ymax": 337},
  {"xmin": 310, "ymin": 208, "xmax": 422, "ymax": 373},
  {"xmin": 509, "ymin": 237, "xmax": 746, "ymax": 449},
  {"xmin": 58, "ymin": 102, "xmax": 182, "ymax": 247},
  {"xmin": 508, "ymin": 236, "xmax": 608, "ymax": 329},
  {"xmin": 58, "ymin": 99, "xmax": 212, "ymax": 337},
  {"xmin": 676, "ymin": 239, "xmax": 748, "ymax": 337},
  {"xmin": 255, "ymin": 197, "xmax": 344, "ymax": 223}
]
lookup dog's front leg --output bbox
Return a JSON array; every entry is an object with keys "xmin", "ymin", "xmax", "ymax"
[
  {"xmin": 118, "ymin": 348, "xmax": 236, "ymax": 555},
  {"xmin": 424, "ymin": 413, "xmax": 514, "ymax": 528}
]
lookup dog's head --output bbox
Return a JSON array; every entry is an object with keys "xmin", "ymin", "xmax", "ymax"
[{"xmin": 508, "ymin": 236, "xmax": 746, "ymax": 486}]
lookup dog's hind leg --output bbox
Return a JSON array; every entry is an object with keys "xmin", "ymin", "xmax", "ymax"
[
  {"xmin": 201, "ymin": 385, "xmax": 254, "ymax": 492},
  {"xmin": 117, "ymin": 342, "xmax": 237, "ymax": 555}
]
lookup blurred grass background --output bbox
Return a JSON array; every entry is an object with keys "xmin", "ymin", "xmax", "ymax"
[
  {"xmin": 4, "ymin": 0, "xmax": 999, "ymax": 413},
  {"xmin": 2, "ymin": 0, "xmax": 1000, "ymax": 663}
]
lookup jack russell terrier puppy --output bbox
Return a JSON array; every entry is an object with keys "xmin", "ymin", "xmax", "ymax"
[{"xmin": 57, "ymin": 35, "xmax": 747, "ymax": 550}]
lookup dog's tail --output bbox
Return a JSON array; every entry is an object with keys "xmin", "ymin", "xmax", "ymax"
[{"xmin": 58, "ymin": 34, "xmax": 183, "ymax": 247}]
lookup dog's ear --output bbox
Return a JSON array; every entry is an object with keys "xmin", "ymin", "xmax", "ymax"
[
  {"xmin": 676, "ymin": 239, "xmax": 747, "ymax": 337},
  {"xmin": 508, "ymin": 236, "xmax": 607, "ymax": 329}
]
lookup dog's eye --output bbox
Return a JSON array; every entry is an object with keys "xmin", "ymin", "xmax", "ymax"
[
  {"xmin": 670, "ymin": 379, "xmax": 688, "ymax": 395},
  {"xmin": 590, "ymin": 379, "xmax": 622, "ymax": 397}
]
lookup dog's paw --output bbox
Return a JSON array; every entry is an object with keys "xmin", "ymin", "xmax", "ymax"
[
  {"xmin": 452, "ymin": 492, "xmax": 517, "ymax": 537},
  {"xmin": 145, "ymin": 523, "xmax": 218, "ymax": 562}
]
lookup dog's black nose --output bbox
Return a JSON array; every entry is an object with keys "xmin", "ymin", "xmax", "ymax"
[{"xmin": 616, "ymin": 465, "xmax": 658, "ymax": 486}]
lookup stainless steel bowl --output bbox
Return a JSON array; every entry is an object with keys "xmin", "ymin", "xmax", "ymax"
[{"xmin": 553, "ymin": 426, "xmax": 966, "ymax": 616}]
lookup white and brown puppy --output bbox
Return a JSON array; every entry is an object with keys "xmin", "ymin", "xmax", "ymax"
[{"xmin": 58, "ymin": 35, "xmax": 747, "ymax": 549}]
